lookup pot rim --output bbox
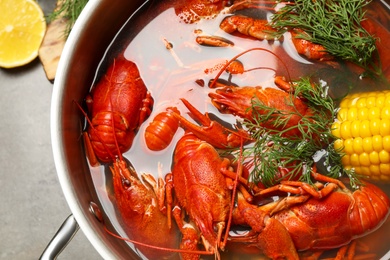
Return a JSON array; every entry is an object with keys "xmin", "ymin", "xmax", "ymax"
[{"xmin": 50, "ymin": 0, "xmax": 115, "ymax": 259}]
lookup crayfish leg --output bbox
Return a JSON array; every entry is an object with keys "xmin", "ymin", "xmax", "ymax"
[
  {"xmin": 138, "ymin": 91, "xmax": 154, "ymax": 125},
  {"xmin": 257, "ymin": 218, "xmax": 299, "ymax": 260},
  {"xmin": 141, "ymin": 173, "xmax": 167, "ymax": 215},
  {"xmin": 83, "ymin": 132, "xmax": 99, "ymax": 167},
  {"xmin": 274, "ymin": 76, "xmax": 293, "ymax": 93},
  {"xmin": 165, "ymin": 173, "xmax": 174, "ymax": 229},
  {"xmin": 172, "ymin": 206, "xmax": 202, "ymax": 260}
]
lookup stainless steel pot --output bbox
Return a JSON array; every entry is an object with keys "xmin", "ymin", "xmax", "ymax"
[
  {"xmin": 46, "ymin": 0, "xmax": 390, "ymax": 259},
  {"xmin": 48, "ymin": 0, "xmax": 147, "ymax": 259}
]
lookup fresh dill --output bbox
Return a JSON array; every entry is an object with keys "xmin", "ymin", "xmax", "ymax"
[
  {"xmin": 48, "ymin": 0, "xmax": 89, "ymax": 37},
  {"xmin": 241, "ymin": 77, "xmax": 360, "ymax": 188},
  {"xmin": 270, "ymin": 0, "xmax": 379, "ymax": 73}
]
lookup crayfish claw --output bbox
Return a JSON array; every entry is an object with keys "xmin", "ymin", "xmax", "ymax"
[{"xmin": 173, "ymin": 98, "xmax": 251, "ymax": 149}]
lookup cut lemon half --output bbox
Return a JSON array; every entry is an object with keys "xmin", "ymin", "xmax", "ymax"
[{"xmin": 0, "ymin": 0, "xmax": 46, "ymax": 68}]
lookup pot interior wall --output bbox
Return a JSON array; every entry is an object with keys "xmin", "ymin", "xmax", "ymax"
[{"xmin": 52, "ymin": 0, "xmax": 147, "ymax": 258}]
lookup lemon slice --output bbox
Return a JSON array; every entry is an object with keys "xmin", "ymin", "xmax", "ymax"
[{"xmin": 0, "ymin": 0, "xmax": 46, "ymax": 68}]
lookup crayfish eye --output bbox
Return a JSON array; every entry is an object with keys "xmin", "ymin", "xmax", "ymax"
[
  {"xmin": 225, "ymin": 87, "xmax": 233, "ymax": 93},
  {"xmin": 122, "ymin": 178, "xmax": 131, "ymax": 189}
]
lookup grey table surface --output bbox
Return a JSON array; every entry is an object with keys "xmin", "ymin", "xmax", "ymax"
[{"xmin": 0, "ymin": 0, "xmax": 102, "ymax": 259}]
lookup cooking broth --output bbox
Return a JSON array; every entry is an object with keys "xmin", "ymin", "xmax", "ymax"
[{"xmin": 88, "ymin": 0, "xmax": 390, "ymax": 259}]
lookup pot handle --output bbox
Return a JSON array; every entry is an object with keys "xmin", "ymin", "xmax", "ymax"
[{"xmin": 39, "ymin": 214, "xmax": 79, "ymax": 260}]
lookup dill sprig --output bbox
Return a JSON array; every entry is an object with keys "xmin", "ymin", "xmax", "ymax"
[
  {"xmin": 242, "ymin": 77, "xmax": 360, "ymax": 188},
  {"xmin": 48, "ymin": 0, "xmax": 89, "ymax": 37},
  {"xmin": 270, "ymin": 0, "xmax": 379, "ymax": 73}
]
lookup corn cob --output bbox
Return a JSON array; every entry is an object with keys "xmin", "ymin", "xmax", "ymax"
[{"xmin": 331, "ymin": 90, "xmax": 390, "ymax": 182}]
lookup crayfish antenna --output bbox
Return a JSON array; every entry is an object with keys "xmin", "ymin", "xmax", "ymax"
[
  {"xmin": 209, "ymin": 48, "xmax": 291, "ymax": 89},
  {"xmin": 226, "ymin": 0, "xmax": 281, "ymax": 13},
  {"xmin": 82, "ymin": 132, "xmax": 99, "ymax": 167},
  {"xmin": 98, "ymin": 96, "xmax": 125, "ymax": 164},
  {"xmin": 103, "ymin": 225, "xmax": 216, "ymax": 257},
  {"xmin": 109, "ymin": 106, "xmax": 124, "ymax": 163},
  {"xmin": 100, "ymin": 203, "xmax": 215, "ymax": 258},
  {"xmin": 221, "ymin": 135, "xmax": 246, "ymax": 251}
]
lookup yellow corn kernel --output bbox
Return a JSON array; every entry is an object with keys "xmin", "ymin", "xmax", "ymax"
[
  {"xmin": 360, "ymin": 166, "xmax": 371, "ymax": 176},
  {"xmin": 341, "ymin": 154, "xmax": 350, "ymax": 166},
  {"xmin": 359, "ymin": 152, "xmax": 370, "ymax": 166},
  {"xmin": 331, "ymin": 122, "xmax": 341, "ymax": 138},
  {"xmin": 335, "ymin": 90, "xmax": 390, "ymax": 182},
  {"xmin": 340, "ymin": 121, "xmax": 352, "ymax": 139},
  {"xmin": 385, "ymin": 94, "xmax": 390, "ymax": 107},
  {"xmin": 381, "ymin": 107, "xmax": 390, "ymax": 119},
  {"xmin": 380, "ymin": 164, "xmax": 390, "ymax": 175},
  {"xmin": 368, "ymin": 107, "xmax": 381, "ymax": 120},
  {"xmin": 384, "ymin": 136, "xmax": 390, "ymax": 152},
  {"xmin": 334, "ymin": 139, "xmax": 344, "ymax": 152},
  {"xmin": 344, "ymin": 165, "xmax": 352, "ymax": 171},
  {"xmin": 362, "ymin": 137, "xmax": 373, "ymax": 153},
  {"xmin": 369, "ymin": 165, "xmax": 381, "ymax": 175},
  {"xmin": 351, "ymin": 121, "xmax": 360, "ymax": 138},
  {"xmin": 372, "ymin": 135, "xmax": 383, "ymax": 151},
  {"xmin": 356, "ymin": 97, "xmax": 367, "ymax": 108},
  {"xmin": 357, "ymin": 107, "xmax": 368, "ymax": 120},
  {"xmin": 369, "ymin": 118, "xmax": 381, "ymax": 136},
  {"xmin": 375, "ymin": 95, "xmax": 385, "ymax": 108},
  {"xmin": 343, "ymin": 139, "xmax": 354, "ymax": 155},
  {"xmin": 348, "ymin": 107, "xmax": 358, "ymax": 121},
  {"xmin": 366, "ymin": 96, "xmax": 377, "ymax": 108},
  {"xmin": 353, "ymin": 166, "xmax": 361, "ymax": 174},
  {"xmin": 352, "ymin": 137, "xmax": 364, "ymax": 154},
  {"xmin": 337, "ymin": 108, "xmax": 348, "ymax": 121},
  {"xmin": 380, "ymin": 119, "xmax": 390, "ymax": 136},
  {"xmin": 339, "ymin": 98, "xmax": 350, "ymax": 108},
  {"xmin": 369, "ymin": 151, "xmax": 380, "ymax": 165},
  {"xmin": 379, "ymin": 150, "xmax": 390, "ymax": 163},
  {"xmin": 350, "ymin": 154, "xmax": 360, "ymax": 167},
  {"xmin": 359, "ymin": 120, "xmax": 371, "ymax": 138}
]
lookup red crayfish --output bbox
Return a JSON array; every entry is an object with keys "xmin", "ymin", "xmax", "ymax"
[
  {"xmin": 83, "ymin": 56, "xmax": 153, "ymax": 165},
  {"xmin": 172, "ymin": 98, "xmax": 251, "ymax": 149},
  {"xmin": 111, "ymin": 158, "xmax": 180, "ymax": 259},
  {"xmin": 178, "ymin": 0, "xmax": 333, "ymax": 62},
  {"xmin": 217, "ymin": 1, "xmax": 334, "ymax": 62},
  {"xmin": 171, "ymin": 132, "xmax": 232, "ymax": 255},
  {"xmin": 209, "ymin": 75, "xmax": 312, "ymax": 138},
  {"xmin": 174, "ymin": 0, "xmax": 229, "ymax": 24},
  {"xmin": 219, "ymin": 14, "xmax": 283, "ymax": 42},
  {"xmin": 76, "ymin": 93, "xmax": 180, "ymax": 259},
  {"xmin": 229, "ymin": 172, "xmax": 390, "ymax": 259},
  {"xmin": 143, "ymin": 97, "xmax": 251, "ymax": 152}
]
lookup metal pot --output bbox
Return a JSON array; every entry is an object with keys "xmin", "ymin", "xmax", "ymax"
[
  {"xmin": 45, "ymin": 0, "xmax": 390, "ymax": 259},
  {"xmin": 47, "ymin": 0, "xmax": 146, "ymax": 259}
]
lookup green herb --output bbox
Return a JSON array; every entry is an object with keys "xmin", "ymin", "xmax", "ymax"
[
  {"xmin": 241, "ymin": 77, "xmax": 359, "ymax": 188},
  {"xmin": 270, "ymin": 0, "xmax": 379, "ymax": 74},
  {"xmin": 48, "ymin": 0, "xmax": 89, "ymax": 37}
]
